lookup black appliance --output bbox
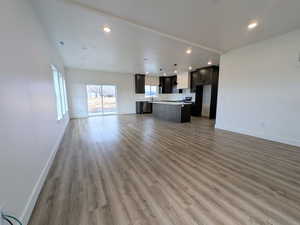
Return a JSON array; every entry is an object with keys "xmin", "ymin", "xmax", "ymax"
[{"xmin": 136, "ymin": 101, "xmax": 152, "ymax": 114}]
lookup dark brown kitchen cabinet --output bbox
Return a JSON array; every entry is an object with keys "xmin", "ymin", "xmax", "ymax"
[
  {"xmin": 210, "ymin": 71, "xmax": 219, "ymax": 119},
  {"xmin": 190, "ymin": 66, "xmax": 219, "ymax": 92},
  {"xmin": 159, "ymin": 75, "xmax": 177, "ymax": 93},
  {"xmin": 190, "ymin": 66, "xmax": 219, "ymax": 120},
  {"xmin": 199, "ymin": 68, "xmax": 212, "ymax": 85},
  {"xmin": 135, "ymin": 74, "xmax": 145, "ymax": 94},
  {"xmin": 190, "ymin": 70, "xmax": 200, "ymax": 92}
]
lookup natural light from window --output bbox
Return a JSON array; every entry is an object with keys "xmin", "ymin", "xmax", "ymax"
[
  {"xmin": 51, "ymin": 65, "xmax": 68, "ymax": 120},
  {"xmin": 86, "ymin": 85, "xmax": 117, "ymax": 116},
  {"xmin": 145, "ymin": 85, "xmax": 158, "ymax": 98}
]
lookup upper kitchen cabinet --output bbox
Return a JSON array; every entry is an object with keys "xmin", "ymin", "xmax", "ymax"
[
  {"xmin": 159, "ymin": 75, "xmax": 177, "ymax": 93},
  {"xmin": 177, "ymin": 71, "xmax": 189, "ymax": 89},
  {"xmin": 135, "ymin": 74, "xmax": 145, "ymax": 93},
  {"xmin": 190, "ymin": 70, "xmax": 201, "ymax": 92},
  {"xmin": 190, "ymin": 66, "xmax": 219, "ymax": 92}
]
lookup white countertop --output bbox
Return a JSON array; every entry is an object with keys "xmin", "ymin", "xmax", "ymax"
[{"xmin": 152, "ymin": 101, "xmax": 192, "ymax": 105}]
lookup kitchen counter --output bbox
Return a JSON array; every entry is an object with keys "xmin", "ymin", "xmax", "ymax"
[
  {"xmin": 152, "ymin": 102, "xmax": 191, "ymax": 123},
  {"xmin": 152, "ymin": 101, "xmax": 192, "ymax": 105}
]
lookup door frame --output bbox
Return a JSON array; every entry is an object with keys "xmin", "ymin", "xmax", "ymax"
[{"xmin": 86, "ymin": 84, "xmax": 118, "ymax": 116}]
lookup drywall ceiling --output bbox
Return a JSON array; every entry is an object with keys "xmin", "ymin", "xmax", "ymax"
[{"xmin": 31, "ymin": 0, "xmax": 300, "ymax": 74}]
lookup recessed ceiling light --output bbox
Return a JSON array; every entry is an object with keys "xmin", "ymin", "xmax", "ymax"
[
  {"xmin": 208, "ymin": 61, "xmax": 212, "ymax": 65},
  {"xmin": 186, "ymin": 48, "xmax": 192, "ymax": 54},
  {"xmin": 163, "ymin": 72, "xmax": 167, "ymax": 76},
  {"xmin": 145, "ymin": 72, "xmax": 149, "ymax": 75},
  {"xmin": 189, "ymin": 66, "xmax": 193, "ymax": 70},
  {"xmin": 248, "ymin": 21, "xmax": 258, "ymax": 30},
  {"xmin": 103, "ymin": 26, "xmax": 111, "ymax": 33},
  {"xmin": 174, "ymin": 70, "xmax": 178, "ymax": 74}
]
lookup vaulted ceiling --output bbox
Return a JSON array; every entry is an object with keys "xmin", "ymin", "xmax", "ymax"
[{"xmin": 31, "ymin": 0, "xmax": 300, "ymax": 74}]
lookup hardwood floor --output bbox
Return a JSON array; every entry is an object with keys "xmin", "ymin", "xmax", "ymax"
[{"xmin": 29, "ymin": 115, "xmax": 300, "ymax": 225}]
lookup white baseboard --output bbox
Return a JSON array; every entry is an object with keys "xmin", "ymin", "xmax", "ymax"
[
  {"xmin": 70, "ymin": 112, "xmax": 135, "ymax": 119},
  {"xmin": 70, "ymin": 113, "xmax": 88, "ymax": 119},
  {"xmin": 215, "ymin": 123, "xmax": 300, "ymax": 147},
  {"xmin": 20, "ymin": 120, "xmax": 69, "ymax": 225},
  {"xmin": 118, "ymin": 112, "xmax": 136, "ymax": 115},
  {"xmin": 71, "ymin": 116, "xmax": 88, "ymax": 119}
]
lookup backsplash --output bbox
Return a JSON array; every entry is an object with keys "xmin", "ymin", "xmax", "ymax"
[{"xmin": 135, "ymin": 89, "xmax": 195, "ymax": 101}]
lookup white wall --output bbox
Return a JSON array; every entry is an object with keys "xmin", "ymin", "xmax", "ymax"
[
  {"xmin": 216, "ymin": 29, "xmax": 300, "ymax": 147},
  {"xmin": 66, "ymin": 68, "xmax": 136, "ymax": 118},
  {"xmin": 0, "ymin": 1, "xmax": 69, "ymax": 224}
]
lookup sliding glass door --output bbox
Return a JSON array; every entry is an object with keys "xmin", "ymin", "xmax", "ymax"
[
  {"xmin": 87, "ymin": 85, "xmax": 117, "ymax": 116},
  {"xmin": 102, "ymin": 85, "xmax": 117, "ymax": 114}
]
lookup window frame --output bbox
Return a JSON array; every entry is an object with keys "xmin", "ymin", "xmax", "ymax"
[
  {"xmin": 51, "ymin": 65, "xmax": 68, "ymax": 121},
  {"xmin": 86, "ymin": 84, "xmax": 118, "ymax": 116}
]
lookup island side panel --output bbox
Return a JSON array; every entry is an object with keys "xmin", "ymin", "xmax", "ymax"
[
  {"xmin": 181, "ymin": 104, "xmax": 191, "ymax": 123},
  {"xmin": 153, "ymin": 103, "xmax": 190, "ymax": 123}
]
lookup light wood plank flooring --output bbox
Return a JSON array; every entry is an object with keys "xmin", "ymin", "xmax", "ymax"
[{"xmin": 29, "ymin": 115, "xmax": 300, "ymax": 225}]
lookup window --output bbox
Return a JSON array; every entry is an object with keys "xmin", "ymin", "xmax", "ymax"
[
  {"xmin": 145, "ymin": 85, "xmax": 158, "ymax": 97},
  {"xmin": 51, "ymin": 65, "xmax": 68, "ymax": 120},
  {"xmin": 63, "ymin": 79, "xmax": 68, "ymax": 112},
  {"xmin": 87, "ymin": 85, "xmax": 117, "ymax": 115}
]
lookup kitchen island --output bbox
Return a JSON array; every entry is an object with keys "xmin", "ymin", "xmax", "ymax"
[{"xmin": 152, "ymin": 101, "xmax": 191, "ymax": 123}]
